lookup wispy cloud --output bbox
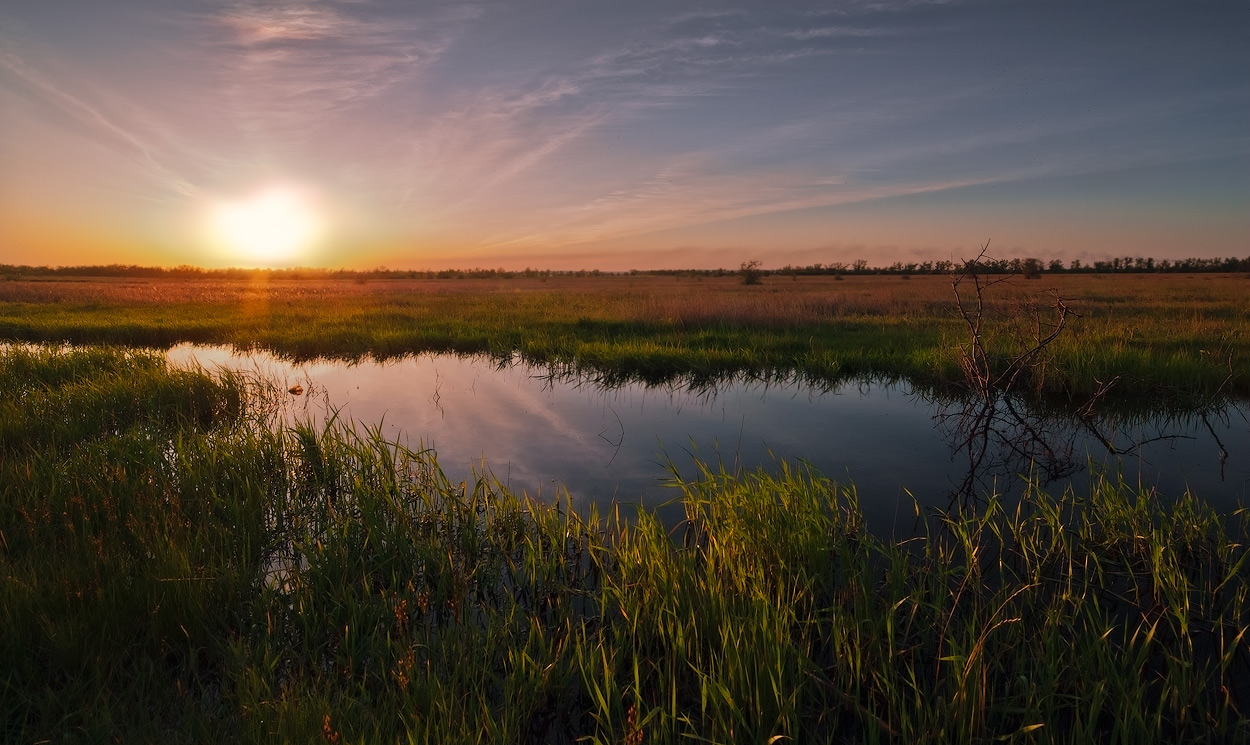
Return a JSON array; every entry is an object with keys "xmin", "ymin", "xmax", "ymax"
[
  {"xmin": 357, "ymin": 7, "xmax": 918, "ymax": 245},
  {"xmin": 0, "ymin": 39, "xmax": 197, "ymax": 197},
  {"xmin": 6, "ymin": 0, "xmax": 1243, "ymax": 265},
  {"xmin": 803, "ymin": 0, "xmax": 965, "ymax": 16},
  {"xmin": 470, "ymin": 166, "xmax": 997, "ymax": 254},
  {"xmin": 219, "ymin": 5, "xmax": 352, "ymax": 42},
  {"xmin": 203, "ymin": 2, "xmax": 479, "ymax": 152},
  {"xmin": 343, "ymin": 2, "xmax": 1248, "ymax": 256},
  {"xmin": 392, "ymin": 84, "xmax": 606, "ymax": 215},
  {"xmin": 779, "ymin": 25, "xmax": 902, "ymax": 40},
  {"xmin": 387, "ymin": 8, "xmax": 852, "ymax": 199},
  {"xmin": 379, "ymin": 14, "xmax": 766, "ymax": 220},
  {"xmin": 457, "ymin": 67, "xmax": 1248, "ymax": 253},
  {"xmin": 460, "ymin": 104, "xmax": 1002, "ymax": 252}
]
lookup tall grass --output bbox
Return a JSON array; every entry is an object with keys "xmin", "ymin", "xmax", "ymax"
[
  {"xmin": 0, "ymin": 345, "xmax": 260, "ymax": 742},
  {"xmin": 3, "ymin": 345, "xmax": 1248, "ymax": 743}
]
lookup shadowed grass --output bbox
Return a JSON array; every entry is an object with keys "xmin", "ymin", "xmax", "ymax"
[{"xmin": 3, "ymin": 345, "xmax": 1248, "ymax": 743}]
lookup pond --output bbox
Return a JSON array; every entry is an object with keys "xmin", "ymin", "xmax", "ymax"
[{"xmin": 167, "ymin": 344, "xmax": 1250, "ymax": 535}]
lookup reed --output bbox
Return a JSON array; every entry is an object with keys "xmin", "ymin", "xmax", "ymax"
[{"xmin": 3, "ymin": 345, "xmax": 1248, "ymax": 743}]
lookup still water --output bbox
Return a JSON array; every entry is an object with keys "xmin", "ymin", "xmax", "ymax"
[{"xmin": 168, "ymin": 345, "xmax": 1250, "ymax": 534}]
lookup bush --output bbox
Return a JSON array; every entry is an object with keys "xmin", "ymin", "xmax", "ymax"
[{"xmin": 739, "ymin": 260, "xmax": 764, "ymax": 285}]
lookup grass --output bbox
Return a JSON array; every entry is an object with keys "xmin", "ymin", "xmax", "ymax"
[
  {"xmin": 3, "ymin": 344, "xmax": 1249, "ymax": 743},
  {"xmin": 1, "ymin": 273, "xmax": 1247, "ymax": 402}
]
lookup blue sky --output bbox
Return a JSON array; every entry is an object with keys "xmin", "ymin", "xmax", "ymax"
[{"xmin": 1, "ymin": 0, "xmax": 1246, "ymax": 269}]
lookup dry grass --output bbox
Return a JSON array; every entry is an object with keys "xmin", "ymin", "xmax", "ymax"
[
  {"xmin": 2, "ymin": 272, "xmax": 1246, "ymax": 399},
  {"xmin": 4, "ymin": 271, "xmax": 1243, "ymax": 319}
]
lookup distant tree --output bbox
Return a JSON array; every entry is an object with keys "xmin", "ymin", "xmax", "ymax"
[
  {"xmin": 739, "ymin": 260, "xmax": 764, "ymax": 285},
  {"xmin": 1022, "ymin": 258, "xmax": 1043, "ymax": 279}
]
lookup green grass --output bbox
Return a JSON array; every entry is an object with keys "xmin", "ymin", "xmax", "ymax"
[
  {"xmin": 3, "ymin": 345, "xmax": 1249, "ymax": 743},
  {"xmin": 1, "ymin": 273, "xmax": 1247, "ymax": 402}
]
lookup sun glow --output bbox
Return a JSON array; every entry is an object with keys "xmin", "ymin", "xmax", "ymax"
[{"xmin": 207, "ymin": 185, "xmax": 323, "ymax": 265}]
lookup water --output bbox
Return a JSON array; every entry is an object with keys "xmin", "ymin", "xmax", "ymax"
[{"xmin": 167, "ymin": 345, "xmax": 1250, "ymax": 534}]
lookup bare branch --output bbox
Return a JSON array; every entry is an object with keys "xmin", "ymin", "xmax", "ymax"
[{"xmin": 951, "ymin": 240, "xmax": 1079, "ymax": 397}]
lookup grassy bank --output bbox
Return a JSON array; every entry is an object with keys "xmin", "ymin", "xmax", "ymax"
[
  {"xmin": 3, "ymin": 345, "xmax": 1249, "ymax": 743},
  {"xmin": 1, "ymin": 273, "xmax": 1247, "ymax": 401}
]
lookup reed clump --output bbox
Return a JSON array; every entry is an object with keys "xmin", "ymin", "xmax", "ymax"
[{"xmin": 3, "ymin": 345, "xmax": 1248, "ymax": 743}]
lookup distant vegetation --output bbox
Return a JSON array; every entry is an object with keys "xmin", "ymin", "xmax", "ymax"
[
  {"xmin": 2, "ymin": 252, "xmax": 1249, "ymax": 281},
  {"xmin": 738, "ymin": 259, "xmax": 765, "ymax": 285}
]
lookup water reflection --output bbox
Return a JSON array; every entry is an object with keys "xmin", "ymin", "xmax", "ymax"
[
  {"xmin": 166, "ymin": 345, "xmax": 1250, "ymax": 533},
  {"xmin": 935, "ymin": 389, "xmax": 1247, "ymax": 511}
]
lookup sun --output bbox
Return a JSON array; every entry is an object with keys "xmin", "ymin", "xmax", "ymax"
[{"xmin": 207, "ymin": 185, "xmax": 322, "ymax": 265}]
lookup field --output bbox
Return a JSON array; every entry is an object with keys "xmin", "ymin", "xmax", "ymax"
[
  {"xmin": 3, "ymin": 345, "xmax": 1249, "ymax": 743},
  {"xmin": 1, "ymin": 272, "xmax": 1248, "ymax": 402},
  {"xmin": 3, "ymin": 273, "xmax": 1250, "ymax": 742}
]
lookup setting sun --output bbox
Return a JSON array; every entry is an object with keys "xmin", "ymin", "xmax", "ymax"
[{"xmin": 207, "ymin": 186, "xmax": 322, "ymax": 265}]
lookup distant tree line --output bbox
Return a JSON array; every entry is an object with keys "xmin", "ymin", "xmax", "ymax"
[
  {"xmin": 2, "ymin": 254, "xmax": 1248, "ymax": 281},
  {"xmin": 771, "ymin": 255, "xmax": 1250, "ymax": 277}
]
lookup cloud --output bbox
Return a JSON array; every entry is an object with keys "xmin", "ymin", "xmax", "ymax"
[
  {"xmin": 219, "ymin": 5, "xmax": 349, "ymax": 42},
  {"xmin": 7, "ymin": 0, "xmax": 1240, "ymax": 266},
  {"xmin": 387, "ymin": 77, "xmax": 604, "ymax": 214},
  {"xmin": 450, "ymin": 69, "xmax": 1244, "ymax": 253},
  {"xmin": 0, "ymin": 42, "xmax": 197, "ymax": 198},
  {"xmin": 474, "ymin": 0, "xmax": 1250, "ymax": 252},
  {"xmin": 377, "ymin": 10, "xmax": 788, "ymax": 218},
  {"xmin": 802, "ymin": 0, "xmax": 964, "ymax": 15},
  {"xmin": 466, "ymin": 146, "xmax": 995, "ymax": 253},
  {"xmin": 204, "ymin": 2, "xmax": 480, "ymax": 150},
  {"xmin": 779, "ymin": 25, "xmax": 901, "ymax": 40},
  {"xmin": 323, "ymin": 2, "xmax": 1247, "ymax": 258},
  {"xmin": 362, "ymin": 7, "xmax": 922, "ymax": 245}
]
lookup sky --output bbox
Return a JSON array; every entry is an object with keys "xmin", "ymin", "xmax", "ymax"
[{"xmin": 1, "ymin": 1, "xmax": 1247, "ymax": 271}]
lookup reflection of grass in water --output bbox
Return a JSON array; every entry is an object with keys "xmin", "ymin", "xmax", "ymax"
[
  {"xmin": 0, "ymin": 273, "xmax": 1246, "ymax": 400},
  {"xmin": 3, "ymin": 346, "xmax": 1249, "ymax": 743}
]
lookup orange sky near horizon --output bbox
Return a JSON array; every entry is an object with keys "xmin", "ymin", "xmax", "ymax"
[{"xmin": 2, "ymin": 1, "xmax": 1246, "ymax": 271}]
